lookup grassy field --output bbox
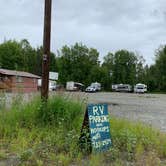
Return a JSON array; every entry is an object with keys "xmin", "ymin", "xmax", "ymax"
[{"xmin": 0, "ymin": 93, "xmax": 166, "ymax": 166}]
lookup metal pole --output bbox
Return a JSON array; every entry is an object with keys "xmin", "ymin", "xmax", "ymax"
[{"xmin": 41, "ymin": 0, "xmax": 52, "ymax": 100}]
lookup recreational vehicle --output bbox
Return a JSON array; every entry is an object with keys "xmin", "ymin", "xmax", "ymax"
[
  {"xmin": 112, "ymin": 84, "xmax": 132, "ymax": 92},
  {"xmin": 66, "ymin": 81, "xmax": 84, "ymax": 91}
]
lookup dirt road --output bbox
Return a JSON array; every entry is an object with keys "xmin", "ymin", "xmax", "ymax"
[{"xmin": 85, "ymin": 92, "xmax": 166, "ymax": 132}]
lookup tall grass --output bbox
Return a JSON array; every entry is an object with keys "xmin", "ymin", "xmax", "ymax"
[
  {"xmin": 0, "ymin": 93, "xmax": 166, "ymax": 165},
  {"xmin": 0, "ymin": 94, "xmax": 84, "ymax": 165},
  {"xmin": 110, "ymin": 118, "xmax": 166, "ymax": 164},
  {"xmin": 1, "ymin": 94, "xmax": 84, "ymax": 133}
]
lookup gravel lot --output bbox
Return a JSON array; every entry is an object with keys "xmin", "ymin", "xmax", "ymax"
[
  {"xmin": 86, "ymin": 92, "xmax": 166, "ymax": 132},
  {"xmin": 1, "ymin": 92, "xmax": 166, "ymax": 132}
]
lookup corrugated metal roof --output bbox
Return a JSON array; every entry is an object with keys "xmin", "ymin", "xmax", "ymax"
[{"xmin": 0, "ymin": 68, "xmax": 41, "ymax": 79}]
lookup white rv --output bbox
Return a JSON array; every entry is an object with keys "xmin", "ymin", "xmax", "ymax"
[
  {"xmin": 66, "ymin": 81, "xmax": 84, "ymax": 91},
  {"xmin": 134, "ymin": 83, "xmax": 147, "ymax": 93},
  {"xmin": 112, "ymin": 84, "xmax": 132, "ymax": 92}
]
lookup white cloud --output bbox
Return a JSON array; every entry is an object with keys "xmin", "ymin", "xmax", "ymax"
[{"xmin": 0, "ymin": 0, "xmax": 166, "ymax": 64}]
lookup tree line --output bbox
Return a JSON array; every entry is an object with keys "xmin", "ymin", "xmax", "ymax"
[{"xmin": 0, "ymin": 39, "xmax": 166, "ymax": 92}]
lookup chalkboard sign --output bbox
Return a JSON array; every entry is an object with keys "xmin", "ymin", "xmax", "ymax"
[{"xmin": 80, "ymin": 104, "xmax": 112, "ymax": 153}]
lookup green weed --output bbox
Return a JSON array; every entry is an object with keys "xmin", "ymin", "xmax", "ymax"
[
  {"xmin": 110, "ymin": 117, "xmax": 166, "ymax": 162},
  {"xmin": 0, "ymin": 93, "xmax": 166, "ymax": 165}
]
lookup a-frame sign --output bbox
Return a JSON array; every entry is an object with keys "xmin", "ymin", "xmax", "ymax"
[{"xmin": 80, "ymin": 104, "xmax": 112, "ymax": 153}]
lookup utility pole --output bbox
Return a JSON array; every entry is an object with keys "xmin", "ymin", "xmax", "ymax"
[{"xmin": 41, "ymin": 0, "xmax": 52, "ymax": 100}]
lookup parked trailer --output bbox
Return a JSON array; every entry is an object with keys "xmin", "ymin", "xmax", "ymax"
[
  {"xmin": 66, "ymin": 81, "xmax": 84, "ymax": 91},
  {"xmin": 112, "ymin": 84, "xmax": 132, "ymax": 92}
]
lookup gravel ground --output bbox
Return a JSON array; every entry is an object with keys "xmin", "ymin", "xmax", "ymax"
[
  {"xmin": 85, "ymin": 92, "xmax": 166, "ymax": 132},
  {"xmin": 1, "ymin": 92, "xmax": 166, "ymax": 132}
]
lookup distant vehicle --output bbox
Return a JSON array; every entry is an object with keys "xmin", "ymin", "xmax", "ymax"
[
  {"xmin": 134, "ymin": 83, "xmax": 147, "ymax": 93},
  {"xmin": 112, "ymin": 84, "xmax": 118, "ymax": 91},
  {"xmin": 112, "ymin": 84, "xmax": 132, "ymax": 92},
  {"xmin": 85, "ymin": 82, "xmax": 101, "ymax": 93},
  {"xmin": 85, "ymin": 86, "xmax": 97, "ymax": 92},
  {"xmin": 38, "ymin": 79, "xmax": 56, "ymax": 91},
  {"xmin": 49, "ymin": 81, "xmax": 56, "ymax": 91},
  {"xmin": 66, "ymin": 81, "xmax": 84, "ymax": 91},
  {"xmin": 90, "ymin": 82, "xmax": 101, "ymax": 91}
]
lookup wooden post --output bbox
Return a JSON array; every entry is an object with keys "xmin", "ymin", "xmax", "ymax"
[{"xmin": 41, "ymin": 0, "xmax": 52, "ymax": 100}]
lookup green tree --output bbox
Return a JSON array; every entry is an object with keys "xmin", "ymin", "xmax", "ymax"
[
  {"xmin": 57, "ymin": 43, "xmax": 100, "ymax": 86},
  {"xmin": 0, "ymin": 39, "xmax": 58, "ymax": 76},
  {"xmin": 0, "ymin": 40, "xmax": 23, "ymax": 70},
  {"xmin": 114, "ymin": 50, "xmax": 137, "ymax": 85},
  {"xmin": 135, "ymin": 55, "xmax": 146, "ymax": 83},
  {"xmin": 103, "ymin": 50, "xmax": 139, "ymax": 86},
  {"xmin": 145, "ymin": 65, "xmax": 158, "ymax": 92},
  {"xmin": 154, "ymin": 45, "xmax": 166, "ymax": 91}
]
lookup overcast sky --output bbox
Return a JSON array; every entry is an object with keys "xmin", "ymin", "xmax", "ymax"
[{"xmin": 0, "ymin": 0, "xmax": 166, "ymax": 64}]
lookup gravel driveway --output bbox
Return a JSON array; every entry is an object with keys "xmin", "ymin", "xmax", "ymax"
[{"xmin": 85, "ymin": 92, "xmax": 166, "ymax": 132}]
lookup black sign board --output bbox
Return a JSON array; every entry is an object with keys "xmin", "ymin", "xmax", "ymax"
[{"xmin": 80, "ymin": 104, "xmax": 112, "ymax": 153}]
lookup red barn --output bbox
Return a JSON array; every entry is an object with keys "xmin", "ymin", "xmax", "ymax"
[{"xmin": 0, "ymin": 68, "xmax": 40, "ymax": 93}]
